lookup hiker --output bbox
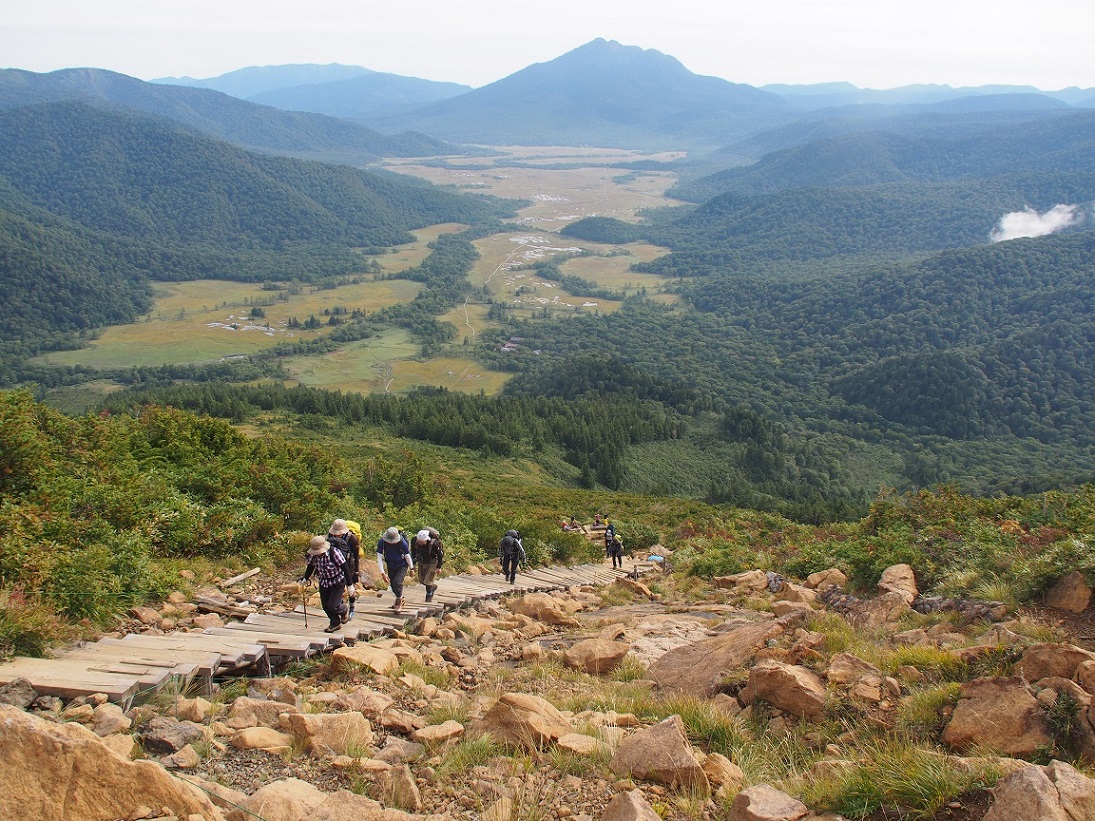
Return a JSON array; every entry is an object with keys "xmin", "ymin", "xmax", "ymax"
[
  {"xmin": 607, "ymin": 532, "xmax": 624, "ymax": 569},
  {"xmin": 499, "ymin": 529, "xmax": 526, "ymax": 584},
  {"xmin": 326, "ymin": 518, "xmax": 361, "ymax": 619},
  {"xmin": 298, "ymin": 535, "xmax": 352, "ymax": 633},
  {"xmin": 604, "ymin": 519, "xmax": 616, "ymax": 552},
  {"xmin": 412, "ymin": 527, "xmax": 444, "ymax": 602},
  {"xmin": 377, "ymin": 526, "xmax": 413, "ymax": 613}
]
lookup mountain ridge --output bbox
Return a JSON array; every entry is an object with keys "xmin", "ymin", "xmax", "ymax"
[{"xmin": 0, "ymin": 67, "xmax": 465, "ymax": 164}]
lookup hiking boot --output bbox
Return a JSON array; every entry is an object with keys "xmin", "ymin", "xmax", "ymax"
[
  {"xmin": 323, "ymin": 624, "xmax": 339, "ymax": 633},
  {"xmin": 393, "ymin": 598, "xmax": 404, "ymax": 613},
  {"xmin": 339, "ymin": 612, "xmax": 348, "ymax": 624}
]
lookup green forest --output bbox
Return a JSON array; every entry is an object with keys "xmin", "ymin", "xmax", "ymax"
[{"xmin": 3, "ymin": 89, "xmax": 1095, "ymax": 529}]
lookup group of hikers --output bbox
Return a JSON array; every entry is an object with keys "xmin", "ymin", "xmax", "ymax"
[
  {"xmin": 299, "ymin": 519, "xmax": 446, "ymax": 633},
  {"xmin": 300, "ymin": 519, "xmax": 529, "ymax": 633},
  {"xmin": 300, "ymin": 516, "xmax": 630, "ymax": 633}
]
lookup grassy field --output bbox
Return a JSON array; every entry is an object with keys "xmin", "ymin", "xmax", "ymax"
[
  {"xmin": 281, "ymin": 329, "xmax": 510, "ymax": 395},
  {"xmin": 43, "ymin": 149, "xmax": 682, "ymax": 393},
  {"xmin": 42, "ymin": 278, "xmax": 424, "ymax": 369}
]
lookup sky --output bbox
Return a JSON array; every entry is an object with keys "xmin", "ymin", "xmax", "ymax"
[{"xmin": 2, "ymin": 0, "xmax": 1093, "ymax": 91}]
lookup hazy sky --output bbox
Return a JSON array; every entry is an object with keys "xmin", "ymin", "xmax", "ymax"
[{"xmin": 3, "ymin": 0, "xmax": 1093, "ymax": 90}]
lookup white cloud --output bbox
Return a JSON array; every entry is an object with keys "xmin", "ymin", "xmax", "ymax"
[{"xmin": 990, "ymin": 204, "xmax": 1082, "ymax": 243}]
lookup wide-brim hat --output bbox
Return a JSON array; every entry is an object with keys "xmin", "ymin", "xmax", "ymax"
[
  {"xmin": 330, "ymin": 519, "xmax": 349, "ymax": 535},
  {"xmin": 382, "ymin": 527, "xmax": 402, "ymax": 544},
  {"xmin": 307, "ymin": 536, "xmax": 330, "ymax": 555}
]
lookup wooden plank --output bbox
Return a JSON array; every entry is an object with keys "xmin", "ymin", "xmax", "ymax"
[
  {"xmin": 202, "ymin": 627, "xmax": 317, "ymax": 658},
  {"xmin": 55, "ymin": 650, "xmax": 204, "ymax": 681},
  {"xmin": 0, "ymin": 658, "xmax": 139, "ymax": 702},
  {"xmin": 220, "ymin": 568, "xmax": 261, "ymax": 587},
  {"xmin": 241, "ymin": 613, "xmax": 373, "ymax": 643},
  {"xmin": 120, "ymin": 633, "xmax": 266, "ymax": 664},
  {"xmin": 267, "ymin": 611, "xmax": 392, "ymax": 638},
  {"xmin": 81, "ymin": 640, "xmax": 222, "ymax": 677}
]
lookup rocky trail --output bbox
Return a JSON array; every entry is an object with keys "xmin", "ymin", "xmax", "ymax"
[{"xmin": 4, "ymin": 561, "xmax": 1095, "ymax": 821}]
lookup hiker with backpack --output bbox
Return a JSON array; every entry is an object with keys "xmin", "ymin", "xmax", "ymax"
[
  {"xmin": 326, "ymin": 518, "xmax": 361, "ymax": 619},
  {"xmin": 607, "ymin": 532, "xmax": 624, "ymax": 569},
  {"xmin": 377, "ymin": 526, "xmax": 413, "ymax": 613},
  {"xmin": 603, "ymin": 519, "xmax": 616, "ymax": 553},
  {"xmin": 411, "ymin": 527, "xmax": 444, "ymax": 602},
  {"xmin": 298, "ymin": 535, "xmax": 352, "ymax": 633},
  {"xmin": 499, "ymin": 529, "xmax": 526, "ymax": 584}
]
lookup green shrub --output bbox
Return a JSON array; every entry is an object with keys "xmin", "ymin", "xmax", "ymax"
[{"xmin": 0, "ymin": 587, "xmax": 64, "ymax": 658}]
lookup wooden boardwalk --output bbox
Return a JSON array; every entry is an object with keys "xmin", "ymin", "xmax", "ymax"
[{"xmin": 0, "ymin": 562, "xmax": 652, "ymax": 706}]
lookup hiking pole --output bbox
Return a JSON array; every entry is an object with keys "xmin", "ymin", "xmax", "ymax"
[{"xmin": 301, "ymin": 580, "xmax": 309, "ymax": 628}]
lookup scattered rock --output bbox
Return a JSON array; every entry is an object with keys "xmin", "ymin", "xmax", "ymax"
[
  {"xmin": 602, "ymin": 789, "xmax": 661, "ymax": 821},
  {"xmin": 1045, "ymin": 571, "xmax": 1093, "ymax": 613},
  {"xmin": 648, "ymin": 618, "xmax": 783, "ymax": 696},
  {"xmin": 283, "ymin": 711, "xmax": 374, "ymax": 757},
  {"xmin": 609, "ymin": 714, "xmax": 708, "ymax": 791},
  {"xmin": 0, "ymin": 677, "xmax": 38, "ymax": 709},
  {"xmin": 942, "ymin": 677, "xmax": 1051, "ymax": 758},
  {"xmin": 563, "ymin": 639, "xmax": 630, "ymax": 675},
  {"xmin": 727, "ymin": 783, "xmax": 809, "ymax": 821},
  {"xmin": 877, "ymin": 564, "xmax": 918, "ymax": 604},
  {"xmin": 139, "ymin": 716, "xmax": 205, "ymax": 754},
  {"xmin": 473, "ymin": 692, "xmax": 573, "ymax": 748},
  {"xmin": 740, "ymin": 660, "xmax": 828, "ymax": 720}
]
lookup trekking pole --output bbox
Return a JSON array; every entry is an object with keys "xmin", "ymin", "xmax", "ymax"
[{"xmin": 301, "ymin": 581, "xmax": 309, "ymax": 628}]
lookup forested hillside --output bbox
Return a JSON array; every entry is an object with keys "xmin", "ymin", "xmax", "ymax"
[
  {"xmin": 675, "ymin": 109, "xmax": 1095, "ymax": 201},
  {"xmin": 0, "ymin": 101, "xmax": 516, "ymax": 385}
]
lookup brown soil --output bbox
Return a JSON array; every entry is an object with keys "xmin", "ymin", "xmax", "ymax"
[{"xmin": 862, "ymin": 788, "xmax": 994, "ymax": 821}]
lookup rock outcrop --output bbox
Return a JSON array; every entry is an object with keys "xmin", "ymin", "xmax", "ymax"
[{"xmin": 0, "ymin": 704, "xmax": 225, "ymax": 821}]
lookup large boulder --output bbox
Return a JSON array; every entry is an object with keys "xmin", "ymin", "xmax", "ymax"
[
  {"xmin": 740, "ymin": 660, "xmax": 828, "ymax": 720},
  {"xmin": 981, "ymin": 759, "xmax": 1095, "ymax": 821},
  {"xmin": 648, "ymin": 618, "xmax": 784, "ymax": 696},
  {"xmin": 507, "ymin": 593, "xmax": 581, "ymax": 627},
  {"xmin": 825, "ymin": 653, "xmax": 882, "ymax": 686},
  {"xmin": 0, "ymin": 704, "xmax": 224, "ymax": 821},
  {"xmin": 805, "ymin": 568, "xmax": 848, "ymax": 590},
  {"xmin": 1045, "ymin": 571, "xmax": 1093, "ymax": 613},
  {"xmin": 282, "ymin": 711, "xmax": 374, "ymax": 757},
  {"xmin": 331, "ymin": 645, "xmax": 400, "ymax": 676},
  {"xmin": 139, "ymin": 716, "xmax": 205, "ymax": 754},
  {"xmin": 224, "ymin": 695, "xmax": 299, "ymax": 729},
  {"xmin": 610, "ymin": 714, "xmax": 709, "ymax": 791},
  {"xmin": 1014, "ymin": 643, "xmax": 1095, "ymax": 682},
  {"xmin": 942, "ymin": 677, "xmax": 1051, "ymax": 758},
  {"xmin": 563, "ymin": 638, "xmax": 630, "ymax": 675},
  {"xmin": 877, "ymin": 564, "xmax": 917, "ymax": 604},
  {"xmin": 332, "ymin": 686, "xmax": 395, "ymax": 718},
  {"xmin": 473, "ymin": 692, "xmax": 573, "ymax": 748},
  {"xmin": 226, "ymin": 777, "xmax": 324, "ymax": 821}
]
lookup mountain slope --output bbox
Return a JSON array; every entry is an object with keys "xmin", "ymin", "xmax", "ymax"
[
  {"xmin": 0, "ymin": 101, "xmax": 515, "ymax": 349},
  {"xmin": 246, "ymin": 73, "xmax": 472, "ymax": 121},
  {"xmin": 153, "ymin": 63, "xmax": 374, "ymax": 98},
  {"xmin": 676, "ymin": 110, "xmax": 1095, "ymax": 200},
  {"xmin": 0, "ymin": 67, "xmax": 461, "ymax": 163},
  {"xmin": 373, "ymin": 38, "xmax": 789, "ymax": 148}
]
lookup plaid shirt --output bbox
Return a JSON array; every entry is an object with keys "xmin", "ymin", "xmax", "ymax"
[{"xmin": 306, "ymin": 547, "xmax": 347, "ymax": 588}]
